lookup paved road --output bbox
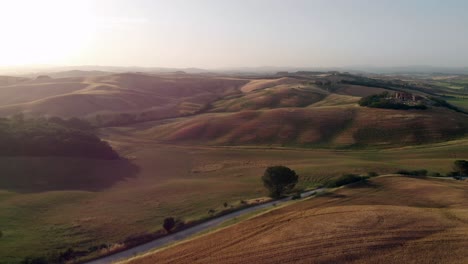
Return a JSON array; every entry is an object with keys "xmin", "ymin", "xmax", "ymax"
[{"xmin": 85, "ymin": 188, "xmax": 325, "ymax": 264}]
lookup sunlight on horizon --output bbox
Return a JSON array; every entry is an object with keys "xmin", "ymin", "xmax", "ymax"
[{"xmin": 0, "ymin": 0, "xmax": 97, "ymax": 66}]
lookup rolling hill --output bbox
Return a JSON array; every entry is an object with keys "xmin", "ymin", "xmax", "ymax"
[
  {"xmin": 1, "ymin": 72, "xmax": 466, "ymax": 148},
  {"xmin": 0, "ymin": 73, "xmax": 249, "ymax": 121},
  {"xmin": 113, "ymin": 105, "xmax": 468, "ymax": 148}
]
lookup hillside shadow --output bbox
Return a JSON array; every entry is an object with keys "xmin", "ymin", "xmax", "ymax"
[{"xmin": 0, "ymin": 157, "xmax": 139, "ymax": 193}]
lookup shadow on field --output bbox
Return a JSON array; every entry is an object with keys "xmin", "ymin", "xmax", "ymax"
[{"xmin": 0, "ymin": 157, "xmax": 139, "ymax": 192}]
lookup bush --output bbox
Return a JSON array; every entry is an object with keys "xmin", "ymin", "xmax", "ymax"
[
  {"xmin": 163, "ymin": 217, "xmax": 175, "ymax": 233},
  {"xmin": 429, "ymin": 172, "xmax": 442, "ymax": 177},
  {"xmin": 291, "ymin": 193, "xmax": 302, "ymax": 200},
  {"xmin": 326, "ymin": 174, "xmax": 365, "ymax": 188},
  {"xmin": 367, "ymin": 172, "xmax": 379, "ymax": 177},
  {"xmin": 261, "ymin": 166, "xmax": 299, "ymax": 198},
  {"xmin": 396, "ymin": 169, "xmax": 427, "ymax": 176},
  {"xmin": 453, "ymin": 160, "xmax": 468, "ymax": 176}
]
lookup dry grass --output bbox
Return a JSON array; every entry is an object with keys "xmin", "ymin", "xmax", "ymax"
[
  {"xmin": 125, "ymin": 176, "xmax": 468, "ymax": 264},
  {"xmin": 240, "ymin": 78, "xmax": 297, "ymax": 93},
  {"xmin": 134, "ymin": 107, "xmax": 354, "ymax": 146},
  {"xmin": 210, "ymin": 84, "xmax": 326, "ymax": 112},
  {"xmin": 122, "ymin": 106, "xmax": 468, "ymax": 147},
  {"xmin": 309, "ymin": 93, "xmax": 359, "ymax": 107}
]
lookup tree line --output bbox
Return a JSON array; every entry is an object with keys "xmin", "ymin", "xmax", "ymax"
[{"xmin": 0, "ymin": 115, "xmax": 119, "ymax": 159}]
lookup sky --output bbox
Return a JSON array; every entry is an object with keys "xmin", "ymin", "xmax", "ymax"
[{"xmin": 0, "ymin": 0, "xmax": 467, "ymax": 68}]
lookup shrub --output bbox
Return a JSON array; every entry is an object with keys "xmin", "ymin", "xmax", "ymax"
[
  {"xmin": 163, "ymin": 217, "xmax": 175, "ymax": 233},
  {"xmin": 453, "ymin": 160, "xmax": 468, "ymax": 176},
  {"xmin": 326, "ymin": 174, "xmax": 365, "ymax": 188},
  {"xmin": 446, "ymin": 171, "xmax": 459, "ymax": 177},
  {"xmin": 367, "ymin": 172, "xmax": 379, "ymax": 177},
  {"xmin": 291, "ymin": 193, "xmax": 302, "ymax": 200},
  {"xmin": 396, "ymin": 169, "xmax": 427, "ymax": 176}
]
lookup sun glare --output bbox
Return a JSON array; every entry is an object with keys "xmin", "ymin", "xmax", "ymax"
[{"xmin": 0, "ymin": 0, "xmax": 96, "ymax": 66}]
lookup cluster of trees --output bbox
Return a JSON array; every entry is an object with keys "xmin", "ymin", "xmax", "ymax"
[
  {"xmin": 358, "ymin": 92, "xmax": 427, "ymax": 110},
  {"xmin": 0, "ymin": 116, "xmax": 119, "ymax": 159},
  {"xmin": 395, "ymin": 161, "xmax": 468, "ymax": 179},
  {"xmin": 341, "ymin": 77, "xmax": 437, "ymax": 96}
]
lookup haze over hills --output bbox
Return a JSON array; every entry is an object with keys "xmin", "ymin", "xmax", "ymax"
[{"xmin": 3, "ymin": 65, "xmax": 468, "ymax": 77}]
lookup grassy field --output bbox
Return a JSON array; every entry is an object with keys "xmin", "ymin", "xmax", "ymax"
[
  {"xmin": 447, "ymin": 96, "xmax": 468, "ymax": 111},
  {"xmin": 125, "ymin": 175, "xmax": 468, "ymax": 264},
  {"xmin": 1, "ymin": 130, "xmax": 468, "ymax": 262}
]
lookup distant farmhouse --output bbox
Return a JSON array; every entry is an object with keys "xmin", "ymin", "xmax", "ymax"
[{"xmin": 394, "ymin": 92, "xmax": 423, "ymax": 102}]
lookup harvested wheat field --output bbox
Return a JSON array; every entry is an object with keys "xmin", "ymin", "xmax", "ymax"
[{"xmin": 125, "ymin": 176, "xmax": 468, "ymax": 264}]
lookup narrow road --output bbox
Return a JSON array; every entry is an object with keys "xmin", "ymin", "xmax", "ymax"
[{"xmin": 85, "ymin": 188, "xmax": 325, "ymax": 264}]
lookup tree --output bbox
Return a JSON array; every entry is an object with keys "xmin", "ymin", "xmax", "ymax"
[
  {"xmin": 261, "ymin": 166, "xmax": 298, "ymax": 198},
  {"xmin": 453, "ymin": 160, "xmax": 468, "ymax": 176},
  {"xmin": 163, "ymin": 217, "xmax": 175, "ymax": 233}
]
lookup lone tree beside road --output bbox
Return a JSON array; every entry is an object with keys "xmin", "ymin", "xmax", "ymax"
[{"xmin": 262, "ymin": 166, "xmax": 298, "ymax": 198}]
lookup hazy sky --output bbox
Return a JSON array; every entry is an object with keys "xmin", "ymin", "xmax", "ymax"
[{"xmin": 1, "ymin": 0, "xmax": 467, "ymax": 68}]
